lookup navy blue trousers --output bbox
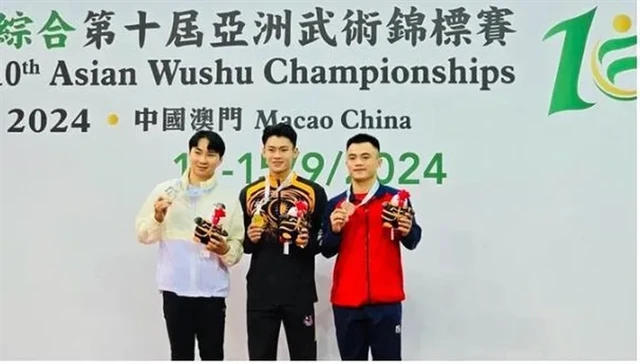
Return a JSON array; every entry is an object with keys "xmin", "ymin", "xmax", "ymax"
[{"xmin": 332, "ymin": 303, "xmax": 402, "ymax": 360}]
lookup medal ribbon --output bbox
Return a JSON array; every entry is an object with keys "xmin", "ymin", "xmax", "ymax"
[
  {"xmin": 253, "ymin": 171, "xmax": 295, "ymax": 216},
  {"xmin": 344, "ymin": 179, "xmax": 380, "ymax": 210}
]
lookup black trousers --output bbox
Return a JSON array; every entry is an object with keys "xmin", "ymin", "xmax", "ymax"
[
  {"xmin": 162, "ymin": 291, "xmax": 226, "ymax": 361},
  {"xmin": 332, "ymin": 303, "xmax": 402, "ymax": 360},
  {"xmin": 247, "ymin": 303, "xmax": 316, "ymax": 360}
]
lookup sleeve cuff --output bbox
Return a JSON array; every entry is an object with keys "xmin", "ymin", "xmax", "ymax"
[
  {"xmin": 218, "ymin": 241, "xmax": 241, "ymax": 266},
  {"xmin": 326, "ymin": 230, "xmax": 341, "ymax": 243}
]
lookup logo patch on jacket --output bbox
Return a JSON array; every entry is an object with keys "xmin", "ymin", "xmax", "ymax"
[{"xmin": 303, "ymin": 315, "xmax": 313, "ymax": 327}]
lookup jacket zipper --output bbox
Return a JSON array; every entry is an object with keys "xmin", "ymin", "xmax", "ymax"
[
  {"xmin": 276, "ymin": 178, "xmax": 281, "ymax": 220},
  {"xmin": 190, "ymin": 197, "xmax": 198, "ymax": 291},
  {"xmin": 365, "ymin": 206, "xmax": 372, "ymax": 304}
]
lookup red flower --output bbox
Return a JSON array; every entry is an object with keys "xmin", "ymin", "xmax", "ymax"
[
  {"xmin": 211, "ymin": 205, "xmax": 226, "ymax": 225},
  {"xmin": 295, "ymin": 200, "xmax": 309, "ymax": 217},
  {"xmin": 397, "ymin": 189, "xmax": 410, "ymax": 206}
]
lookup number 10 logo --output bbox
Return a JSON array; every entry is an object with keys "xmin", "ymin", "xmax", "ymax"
[{"xmin": 543, "ymin": 7, "xmax": 636, "ymax": 115}]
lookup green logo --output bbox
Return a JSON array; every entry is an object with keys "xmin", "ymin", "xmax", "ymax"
[{"xmin": 544, "ymin": 7, "xmax": 636, "ymax": 115}]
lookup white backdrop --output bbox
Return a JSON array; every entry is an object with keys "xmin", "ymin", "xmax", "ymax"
[{"xmin": 0, "ymin": 0, "xmax": 636, "ymax": 360}]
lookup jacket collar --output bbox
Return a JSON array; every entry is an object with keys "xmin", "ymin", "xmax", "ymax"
[
  {"xmin": 346, "ymin": 180, "xmax": 386, "ymax": 202},
  {"xmin": 179, "ymin": 167, "xmax": 218, "ymax": 191},
  {"xmin": 265, "ymin": 171, "xmax": 298, "ymax": 186}
]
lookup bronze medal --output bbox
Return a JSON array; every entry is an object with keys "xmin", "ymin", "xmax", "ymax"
[{"xmin": 342, "ymin": 202, "xmax": 356, "ymax": 216}]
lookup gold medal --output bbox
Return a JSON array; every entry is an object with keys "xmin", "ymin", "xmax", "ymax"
[{"xmin": 252, "ymin": 214, "xmax": 266, "ymax": 227}]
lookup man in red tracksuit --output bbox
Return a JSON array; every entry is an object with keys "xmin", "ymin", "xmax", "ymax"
[{"xmin": 321, "ymin": 133, "xmax": 422, "ymax": 360}]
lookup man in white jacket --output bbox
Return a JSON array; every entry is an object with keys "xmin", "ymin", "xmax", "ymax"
[{"xmin": 135, "ymin": 130, "xmax": 244, "ymax": 361}]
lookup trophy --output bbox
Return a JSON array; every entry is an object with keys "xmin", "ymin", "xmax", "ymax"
[
  {"xmin": 194, "ymin": 203, "xmax": 229, "ymax": 245},
  {"xmin": 278, "ymin": 200, "xmax": 309, "ymax": 255},
  {"xmin": 382, "ymin": 189, "xmax": 413, "ymax": 240}
]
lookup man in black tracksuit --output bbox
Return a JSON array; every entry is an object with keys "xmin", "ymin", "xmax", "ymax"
[{"xmin": 239, "ymin": 123, "xmax": 328, "ymax": 360}]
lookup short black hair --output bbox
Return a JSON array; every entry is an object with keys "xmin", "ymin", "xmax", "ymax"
[
  {"xmin": 262, "ymin": 123, "xmax": 297, "ymax": 147},
  {"xmin": 189, "ymin": 130, "xmax": 226, "ymax": 157},
  {"xmin": 346, "ymin": 133, "xmax": 380, "ymax": 151}
]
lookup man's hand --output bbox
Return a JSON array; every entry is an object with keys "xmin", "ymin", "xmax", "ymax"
[
  {"xmin": 295, "ymin": 227, "xmax": 309, "ymax": 247},
  {"xmin": 396, "ymin": 212, "xmax": 414, "ymax": 237},
  {"xmin": 207, "ymin": 232, "xmax": 230, "ymax": 255},
  {"xmin": 154, "ymin": 196, "xmax": 172, "ymax": 223},
  {"xmin": 194, "ymin": 218, "xmax": 212, "ymax": 244},
  {"xmin": 247, "ymin": 224, "xmax": 264, "ymax": 243},
  {"xmin": 194, "ymin": 218, "xmax": 229, "ymax": 250},
  {"xmin": 330, "ymin": 207, "xmax": 348, "ymax": 233},
  {"xmin": 279, "ymin": 217, "xmax": 305, "ymax": 244},
  {"xmin": 382, "ymin": 202, "xmax": 414, "ymax": 229}
]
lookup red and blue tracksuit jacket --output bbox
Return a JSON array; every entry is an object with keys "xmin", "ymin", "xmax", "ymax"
[{"xmin": 320, "ymin": 184, "xmax": 422, "ymax": 308}]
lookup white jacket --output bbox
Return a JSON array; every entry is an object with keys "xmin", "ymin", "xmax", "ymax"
[{"xmin": 135, "ymin": 168, "xmax": 244, "ymax": 297}]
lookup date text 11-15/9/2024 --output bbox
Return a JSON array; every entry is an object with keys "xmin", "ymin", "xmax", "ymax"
[{"xmin": 173, "ymin": 151, "xmax": 446, "ymax": 186}]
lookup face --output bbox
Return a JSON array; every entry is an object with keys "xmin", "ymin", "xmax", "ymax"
[
  {"xmin": 346, "ymin": 142, "xmax": 381, "ymax": 182},
  {"xmin": 189, "ymin": 138, "xmax": 222, "ymax": 179},
  {"xmin": 262, "ymin": 136, "xmax": 298, "ymax": 175}
]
